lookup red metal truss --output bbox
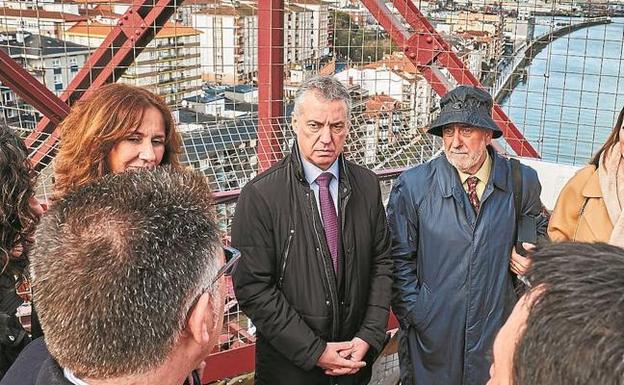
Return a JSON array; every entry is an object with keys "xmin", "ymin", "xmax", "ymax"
[
  {"xmin": 257, "ymin": 0, "xmax": 285, "ymax": 172},
  {"xmin": 0, "ymin": 50, "xmax": 71, "ymax": 126},
  {"xmin": 360, "ymin": 0, "xmax": 540, "ymax": 158},
  {"xmin": 21, "ymin": 0, "xmax": 185, "ymax": 170}
]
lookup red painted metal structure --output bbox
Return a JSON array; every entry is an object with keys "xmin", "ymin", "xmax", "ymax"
[
  {"xmin": 257, "ymin": 0, "xmax": 285, "ymax": 171},
  {"xmin": 360, "ymin": 0, "xmax": 539, "ymax": 158},
  {"xmin": 0, "ymin": 50, "xmax": 71, "ymax": 127}
]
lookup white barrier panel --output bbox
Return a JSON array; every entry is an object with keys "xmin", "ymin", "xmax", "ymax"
[{"xmin": 517, "ymin": 157, "xmax": 581, "ymax": 211}]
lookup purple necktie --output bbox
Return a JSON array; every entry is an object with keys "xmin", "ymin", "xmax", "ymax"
[{"xmin": 316, "ymin": 172, "xmax": 339, "ymax": 273}]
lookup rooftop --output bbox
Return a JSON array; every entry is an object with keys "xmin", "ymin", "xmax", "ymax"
[
  {"xmin": 67, "ymin": 21, "xmax": 201, "ymax": 38},
  {"xmin": 225, "ymin": 85, "xmax": 257, "ymax": 94},
  {"xmin": 0, "ymin": 6, "xmax": 87, "ymax": 22},
  {"xmin": 0, "ymin": 31, "xmax": 89, "ymax": 57}
]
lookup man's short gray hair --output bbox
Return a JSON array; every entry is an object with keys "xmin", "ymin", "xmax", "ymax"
[
  {"xmin": 31, "ymin": 166, "xmax": 221, "ymax": 379},
  {"xmin": 293, "ymin": 75, "xmax": 352, "ymax": 117}
]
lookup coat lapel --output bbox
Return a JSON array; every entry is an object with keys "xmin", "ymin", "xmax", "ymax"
[
  {"xmin": 581, "ymin": 170, "xmax": 612, "ymax": 240},
  {"xmin": 436, "ymin": 155, "xmax": 477, "ymax": 226}
]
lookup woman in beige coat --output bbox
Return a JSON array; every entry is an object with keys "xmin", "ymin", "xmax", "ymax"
[{"xmin": 548, "ymin": 107, "xmax": 624, "ymax": 245}]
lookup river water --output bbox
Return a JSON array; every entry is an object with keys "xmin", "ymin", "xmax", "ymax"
[{"xmin": 500, "ymin": 17, "xmax": 624, "ymax": 165}]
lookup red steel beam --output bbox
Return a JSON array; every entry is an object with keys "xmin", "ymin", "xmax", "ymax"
[
  {"xmin": 257, "ymin": 0, "xmax": 284, "ymax": 172},
  {"xmin": 25, "ymin": 0, "xmax": 184, "ymax": 170},
  {"xmin": 360, "ymin": 0, "xmax": 540, "ymax": 158},
  {"xmin": 202, "ymin": 344, "xmax": 256, "ymax": 383},
  {"xmin": 0, "ymin": 50, "xmax": 71, "ymax": 126}
]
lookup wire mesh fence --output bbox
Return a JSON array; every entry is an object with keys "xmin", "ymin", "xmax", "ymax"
[{"xmin": 2, "ymin": 0, "xmax": 624, "ymax": 382}]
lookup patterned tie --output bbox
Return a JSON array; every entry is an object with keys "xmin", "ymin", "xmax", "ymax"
[
  {"xmin": 316, "ymin": 172, "xmax": 339, "ymax": 273},
  {"xmin": 466, "ymin": 176, "xmax": 480, "ymax": 213}
]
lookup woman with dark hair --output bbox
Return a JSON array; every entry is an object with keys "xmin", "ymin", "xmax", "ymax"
[
  {"xmin": 53, "ymin": 82, "xmax": 183, "ymax": 200},
  {"xmin": 0, "ymin": 124, "xmax": 44, "ymax": 377},
  {"xmin": 548, "ymin": 106, "xmax": 624, "ymax": 245}
]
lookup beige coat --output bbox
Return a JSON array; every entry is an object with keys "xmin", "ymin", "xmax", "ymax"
[{"xmin": 548, "ymin": 165, "xmax": 613, "ymax": 242}]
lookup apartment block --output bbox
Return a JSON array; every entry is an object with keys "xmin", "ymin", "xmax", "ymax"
[{"xmin": 65, "ymin": 20, "xmax": 202, "ymax": 106}]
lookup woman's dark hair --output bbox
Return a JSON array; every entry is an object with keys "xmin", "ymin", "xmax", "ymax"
[
  {"xmin": 590, "ymin": 106, "xmax": 624, "ymax": 166},
  {"xmin": 0, "ymin": 124, "xmax": 39, "ymax": 277}
]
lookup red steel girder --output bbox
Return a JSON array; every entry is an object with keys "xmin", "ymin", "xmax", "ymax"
[
  {"xmin": 0, "ymin": 50, "xmax": 71, "ymax": 126},
  {"xmin": 360, "ymin": 0, "xmax": 539, "ymax": 158},
  {"xmin": 257, "ymin": 0, "xmax": 285, "ymax": 172},
  {"xmin": 25, "ymin": 0, "xmax": 184, "ymax": 170}
]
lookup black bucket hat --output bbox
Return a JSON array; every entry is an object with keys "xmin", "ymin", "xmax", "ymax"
[{"xmin": 427, "ymin": 85, "xmax": 502, "ymax": 138}]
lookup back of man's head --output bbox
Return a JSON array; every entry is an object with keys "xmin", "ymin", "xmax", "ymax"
[
  {"xmin": 515, "ymin": 242, "xmax": 624, "ymax": 385},
  {"xmin": 31, "ymin": 166, "xmax": 221, "ymax": 379}
]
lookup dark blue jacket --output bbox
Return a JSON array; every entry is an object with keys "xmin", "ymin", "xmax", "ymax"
[
  {"xmin": 387, "ymin": 148, "xmax": 548, "ymax": 385},
  {"xmin": 0, "ymin": 338, "xmax": 70, "ymax": 385}
]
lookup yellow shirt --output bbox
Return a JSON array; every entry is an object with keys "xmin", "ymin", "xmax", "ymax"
[{"xmin": 456, "ymin": 153, "xmax": 492, "ymax": 201}]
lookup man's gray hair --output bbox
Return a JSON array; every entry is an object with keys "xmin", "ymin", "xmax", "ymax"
[
  {"xmin": 293, "ymin": 75, "xmax": 352, "ymax": 117},
  {"xmin": 31, "ymin": 166, "xmax": 221, "ymax": 379}
]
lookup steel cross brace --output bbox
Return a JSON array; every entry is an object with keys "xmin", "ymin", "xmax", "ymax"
[
  {"xmin": 360, "ymin": 0, "xmax": 539, "ymax": 158},
  {"xmin": 257, "ymin": 0, "xmax": 285, "ymax": 171},
  {"xmin": 17, "ymin": 0, "xmax": 184, "ymax": 170}
]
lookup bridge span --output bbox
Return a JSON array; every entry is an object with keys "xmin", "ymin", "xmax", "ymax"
[{"xmin": 490, "ymin": 17, "xmax": 611, "ymax": 102}]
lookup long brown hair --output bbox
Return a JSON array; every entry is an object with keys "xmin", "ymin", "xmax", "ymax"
[
  {"xmin": 590, "ymin": 106, "xmax": 624, "ymax": 167},
  {"xmin": 53, "ymin": 83, "xmax": 182, "ymax": 200},
  {"xmin": 0, "ymin": 124, "xmax": 39, "ymax": 276}
]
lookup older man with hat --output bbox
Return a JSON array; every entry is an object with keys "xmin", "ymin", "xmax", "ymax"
[{"xmin": 387, "ymin": 85, "xmax": 548, "ymax": 385}]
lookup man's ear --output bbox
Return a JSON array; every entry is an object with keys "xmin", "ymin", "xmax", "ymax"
[
  {"xmin": 485, "ymin": 129, "xmax": 493, "ymax": 145},
  {"xmin": 187, "ymin": 292, "xmax": 214, "ymax": 345},
  {"xmin": 291, "ymin": 115, "xmax": 299, "ymax": 135}
]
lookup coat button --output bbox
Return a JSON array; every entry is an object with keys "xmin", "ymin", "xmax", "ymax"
[{"xmin": 325, "ymin": 300, "xmax": 330, "ymax": 306}]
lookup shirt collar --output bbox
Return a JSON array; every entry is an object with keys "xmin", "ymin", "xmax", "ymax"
[
  {"xmin": 63, "ymin": 368, "xmax": 90, "ymax": 385},
  {"xmin": 456, "ymin": 151, "xmax": 492, "ymax": 184},
  {"xmin": 299, "ymin": 152, "xmax": 340, "ymax": 185}
]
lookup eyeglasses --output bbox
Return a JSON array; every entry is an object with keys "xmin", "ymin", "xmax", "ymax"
[
  {"xmin": 212, "ymin": 246, "xmax": 241, "ymax": 285},
  {"xmin": 442, "ymin": 125, "xmax": 477, "ymax": 137},
  {"xmin": 185, "ymin": 246, "xmax": 241, "ymax": 321}
]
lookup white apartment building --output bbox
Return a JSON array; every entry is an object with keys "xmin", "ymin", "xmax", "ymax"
[
  {"xmin": 335, "ymin": 52, "xmax": 435, "ymax": 129},
  {"xmin": 65, "ymin": 21, "xmax": 202, "ymax": 106},
  {"xmin": 192, "ymin": 3, "xmax": 257, "ymax": 84},
  {"xmin": 293, "ymin": 0, "xmax": 330, "ymax": 59},
  {"xmin": 0, "ymin": 7, "xmax": 86, "ymax": 38},
  {"xmin": 192, "ymin": 0, "xmax": 329, "ymax": 85}
]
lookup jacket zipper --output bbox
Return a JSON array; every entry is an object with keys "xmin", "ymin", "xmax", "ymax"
[
  {"xmin": 308, "ymin": 191, "xmax": 340, "ymax": 340},
  {"xmin": 340, "ymin": 188, "xmax": 350, "ymax": 310},
  {"xmin": 278, "ymin": 230, "xmax": 294, "ymax": 289}
]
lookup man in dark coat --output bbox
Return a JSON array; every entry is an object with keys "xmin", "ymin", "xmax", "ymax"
[
  {"xmin": 387, "ymin": 85, "xmax": 548, "ymax": 385},
  {"xmin": 232, "ymin": 75, "xmax": 392, "ymax": 385}
]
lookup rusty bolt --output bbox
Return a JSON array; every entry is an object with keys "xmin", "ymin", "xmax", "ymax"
[
  {"xmin": 426, "ymin": 36, "xmax": 433, "ymax": 44},
  {"xmin": 403, "ymin": 47, "xmax": 409, "ymax": 52},
  {"xmin": 135, "ymin": 29, "xmax": 141, "ymax": 35},
  {"xmin": 409, "ymin": 52, "xmax": 416, "ymax": 59},
  {"xmin": 123, "ymin": 15, "xmax": 129, "ymax": 20}
]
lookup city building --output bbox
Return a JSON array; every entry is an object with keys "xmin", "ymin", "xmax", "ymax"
[
  {"xmin": 65, "ymin": 20, "xmax": 202, "ymax": 106},
  {"xmin": 192, "ymin": 0, "xmax": 329, "ymax": 85},
  {"xmin": 336, "ymin": 52, "xmax": 435, "ymax": 129},
  {"xmin": 0, "ymin": 6, "xmax": 86, "ymax": 38},
  {"xmin": 0, "ymin": 31, "xmax": 89, "ymax": 128}
]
